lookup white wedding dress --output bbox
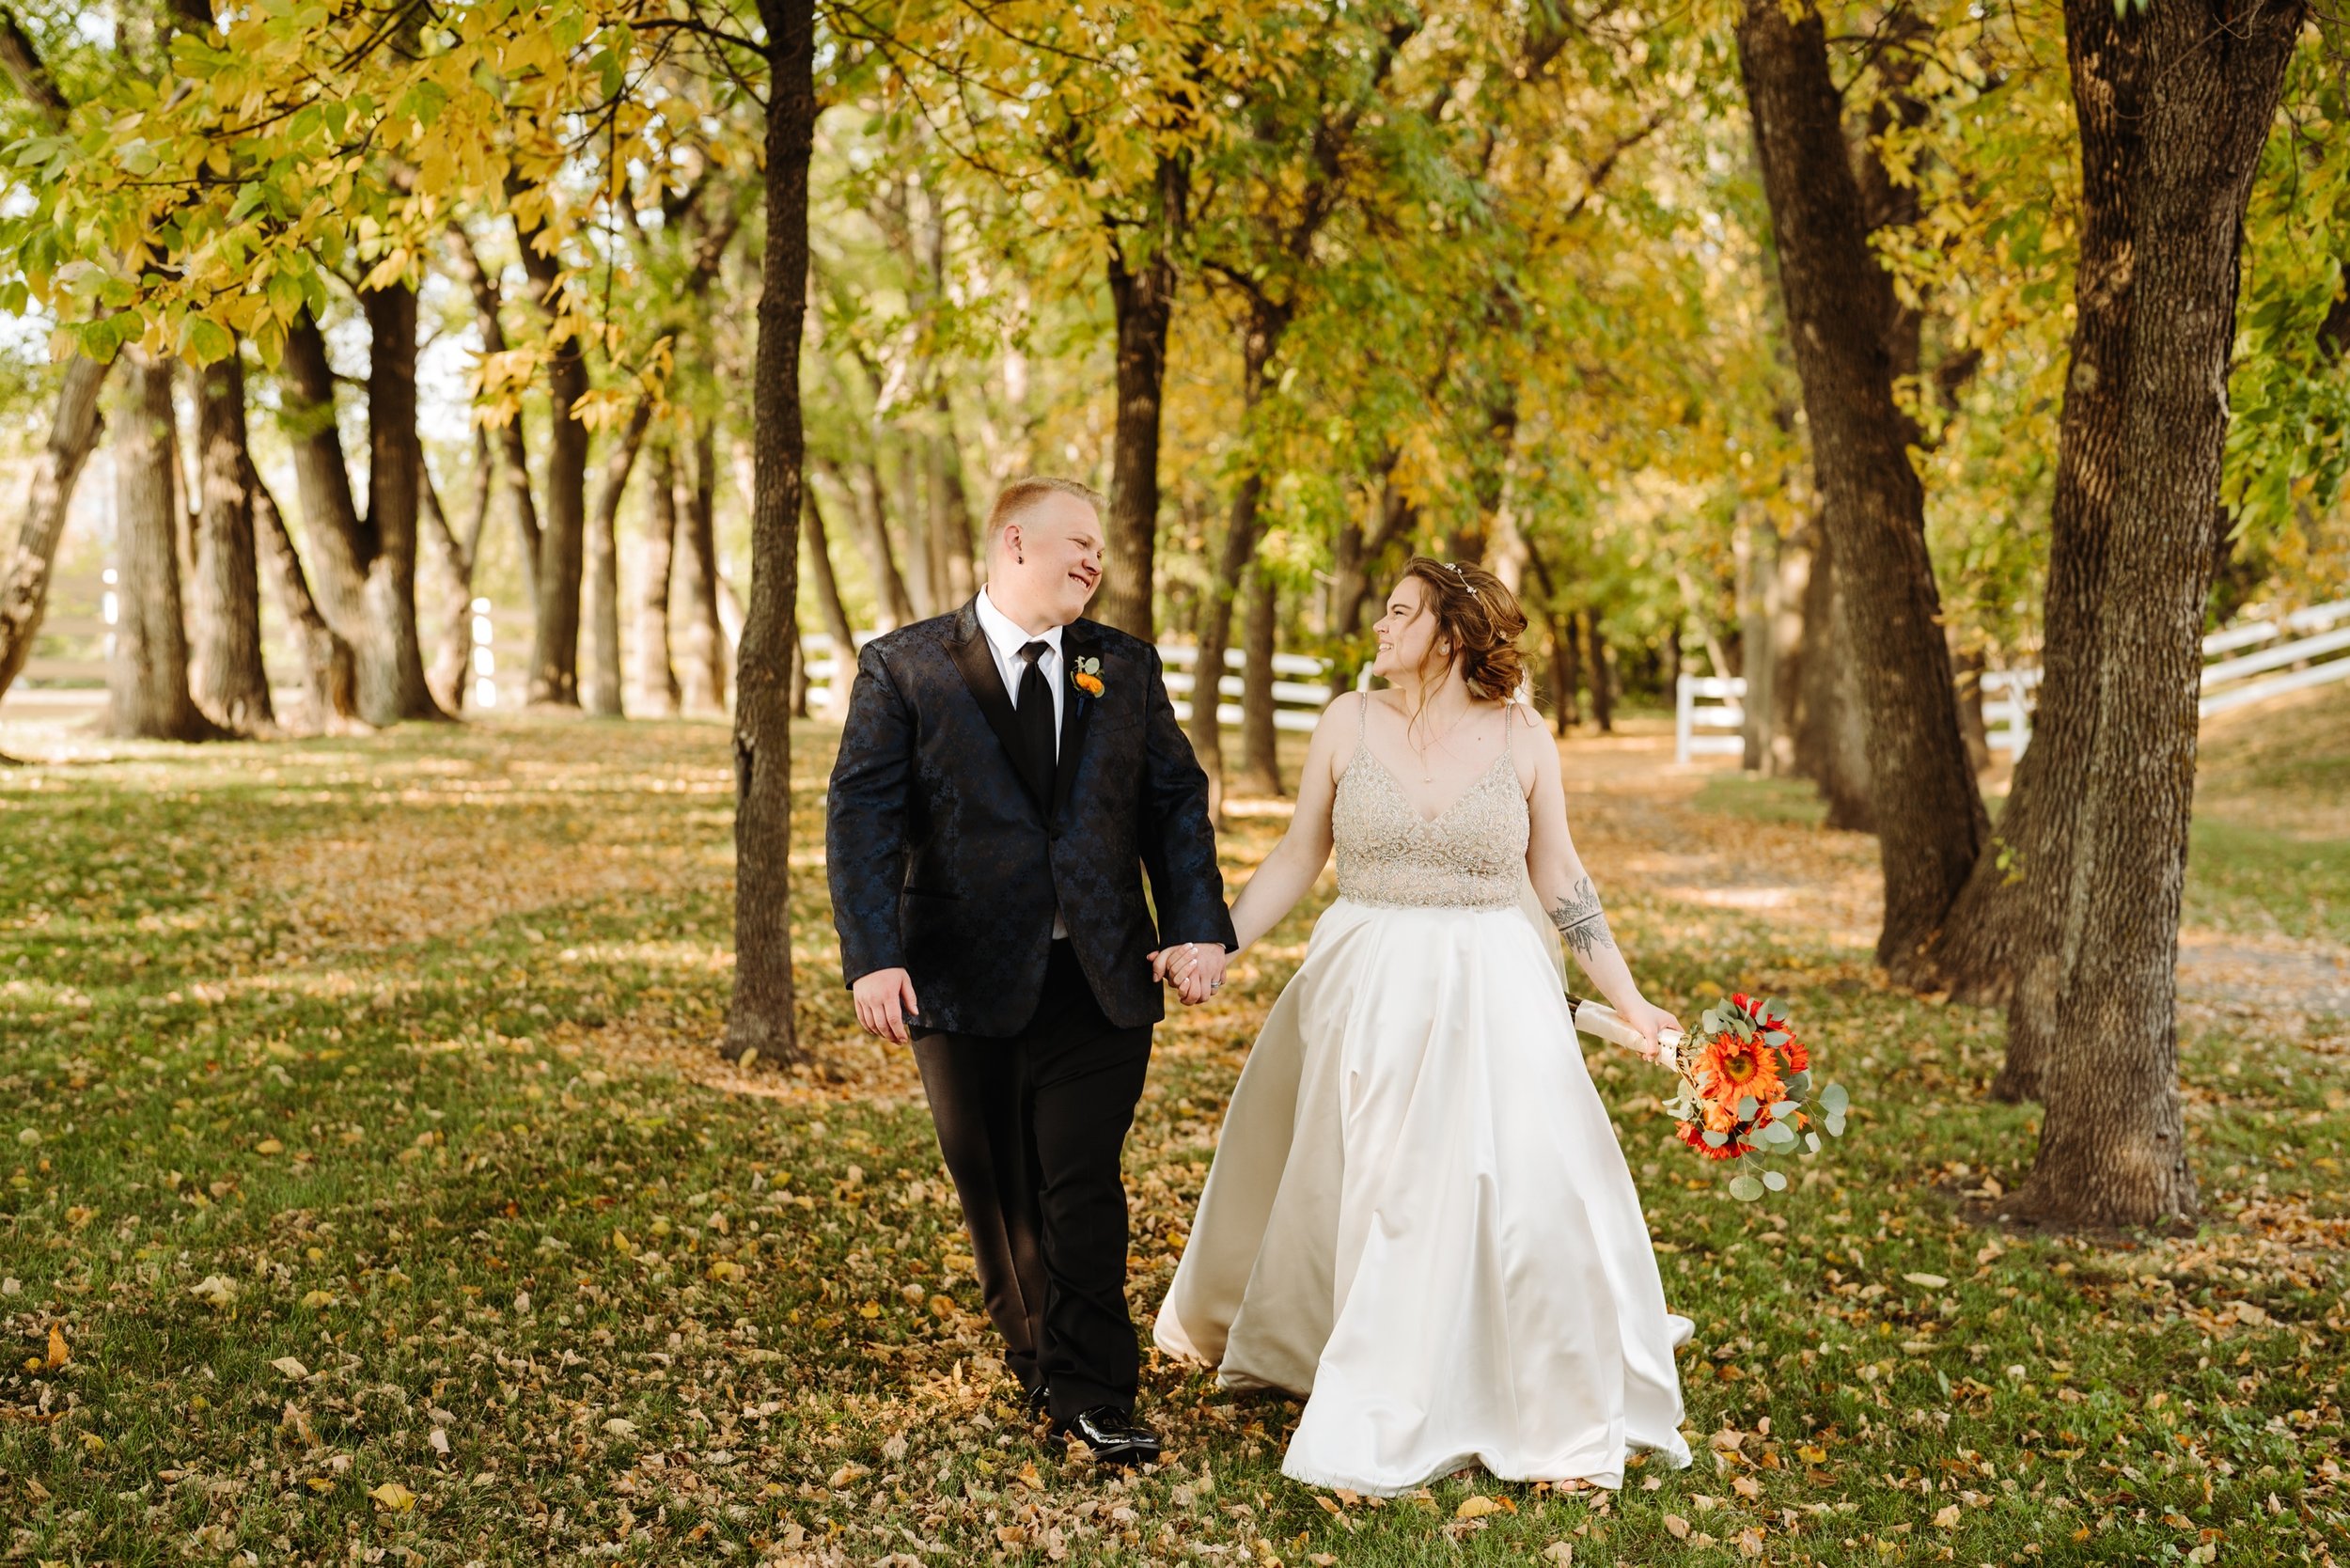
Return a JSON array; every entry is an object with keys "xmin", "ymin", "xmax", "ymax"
[{"xmin": 1153, "ymin": 710, "xmax": 1694, "ymax": 1494}]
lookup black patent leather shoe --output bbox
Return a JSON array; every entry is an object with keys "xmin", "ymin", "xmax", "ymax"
[{"xmin": 1057, "ymin": 1405, "xmax": 1161, "ymax": 1467}]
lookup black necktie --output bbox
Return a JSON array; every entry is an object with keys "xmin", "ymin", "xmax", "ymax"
[{"xmin": 1015, "ymin": 640, "xmax": 1057, "ymax": 806}]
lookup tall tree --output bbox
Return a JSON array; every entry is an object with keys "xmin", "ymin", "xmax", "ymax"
[
  {"xmin": 186, "ymin": 353, "xmax": 274, "ymax": 733},
  {"xmin": 720, "ymin": 0, "xmax": 816, "ymax": 1065},
  {"xmin": 1096, "ymin": 154, "xmax": 1187, "ymax": 637},
  {"xmin": 517, "ymin": 215, "xmax": 594, "ymax": 708},
  {"xmin": 635, "ymin": 441, "xmax": 682, "ymax": 717},
  {"xmin": 0, "ymin": 353, "xmax": 108, "ymax": 706},
  {"xmin": 673, "ymin": 424, "xmax": 729, "ymax": 716},
  {"xmin": 584, "ymin": 397, "xmax": 655, "ymax": 716},
  {"xmin": 2009, "ymin": 0, "xmax": 2304, "ymax": 1228},
  {"xmin": 107, "ymin": 353, "xmax": 217, "ymax": 742},
  {"xmin": 250, "ymin": 458, "xmax": 357, "ymax": 733},
  {"xmin": 1734, "ymin": 0, "xmax": 1988, "ymax": 981},
  {"xmin": 803, "ymin": 484, "xmax": 860, "ymax": 723}
]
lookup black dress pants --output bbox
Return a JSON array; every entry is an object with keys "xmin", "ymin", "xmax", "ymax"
[{"xmin": 912, "ymin": 940, "xmax": 1153, "ymax": 1421}]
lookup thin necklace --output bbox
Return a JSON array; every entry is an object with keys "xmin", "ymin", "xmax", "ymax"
[{"xmin": 1403, "ymin": 693, "xmax": 1478, "ymax": 782}]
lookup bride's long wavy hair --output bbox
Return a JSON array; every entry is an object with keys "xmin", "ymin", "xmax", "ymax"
[{"xmin": 1394, "ymin": 557, "xmax": 1529, "ymax": 710}]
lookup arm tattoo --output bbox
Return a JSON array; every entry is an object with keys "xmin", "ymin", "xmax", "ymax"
[{"xmin": 1549, "ymin": 875, "xmax": 1617, "ymax": 960}]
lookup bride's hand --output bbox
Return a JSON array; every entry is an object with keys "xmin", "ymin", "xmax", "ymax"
[{"xmin": 1621, "ymin": 998, "xmax": 1683, "ymax": 1066}]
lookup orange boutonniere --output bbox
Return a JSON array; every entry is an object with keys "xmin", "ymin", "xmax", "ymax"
[{"xmin": 1072, "ymin": 655, "xmax": 1104, "ymax": 698}]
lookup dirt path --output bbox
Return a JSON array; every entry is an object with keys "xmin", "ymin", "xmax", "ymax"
[{"xmin": 1554, "ymin": 720, "xmax": 2350, "ymax": 1023}]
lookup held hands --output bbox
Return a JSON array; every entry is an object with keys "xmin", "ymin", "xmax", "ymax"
[
  {"xmin": 1148, "ymin": 942, "xmax": 1228, "ymax": 1006},
  {"xmin": 1620, "ymin": 997, "xmax": 1684, "ymax": 1067},
  {"xmin": 852, "ymin": 967, "xmax": 921, "ymax": 1044}
]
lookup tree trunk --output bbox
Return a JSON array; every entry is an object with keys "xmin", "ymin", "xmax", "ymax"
[
  {"xmin": 635, "ymin": 442, "xmax": 682, "ymax": 717},
  {"xmin": 585, "ymin": 397, "xmax": 653, "ymax": 716},
  {"xmin": 2010, "ymin": 0, "xmax": 2300, "ymax": 1230},
  {"xmin": 107, "ymin": 353, "xmax": 216, "ymax": 742},
  {"xmin": 519, "ymin": 218, "xmax": 590, "ymax": 707},
  {"xmin": 356, "ymin": 283, "xmax": 444, "ymax": 724},
  {"xmin": 1189, "ymin": 302, "xmax": 1283, "ymax": 792},
  {"xmin": 1237, "ymin": 568, "xmax": 1282, "ymax": 795},
  {"xmin": 722, "ymin": 0, "xmax": 816, "ymax": 1065},
  {"xmin": 186, "ymin": 353, "xmax": 274, "ymax": 733},
  {"xmin": 0, "ymin": 353, "xmax": 111, "ymax": 702},
  {"xmin": 1525, "ymin": 536, "xmax": 1576, "ymax": 730},
  {"xmin": 1736, "ymin": 0, "xmax": 1987, "ymax": 981},
  {"xmin": 931, "ymin": 393, "xmax": 977, "ymax": 604},
  {"xmin": 419, "ymin": 435, "xmax": 491, "ymax": 715},
  {"xmin": 1584, "ymin": 609, "xmax": 1613, "ymax": 734},
  {"xmin": 803, "ymin": 481, "xmax": 859, "ymax": 722},
  {"xmin": 1792, "ymin": 524, "xmax": 1877, "ymax": 832},
  {"xmin": 673, "ymin": 426, "xmax": 728, "ymax": 716},
  {"xmin": 249, "ymin": 459, "xmax": 357, "ymax": 733},
  {"xmin": 1329, "ymin": 475, "xmax": 1413, "ymax": 698},
  {"xmin": 825, "ymin": 453, "xmax": 913, "ymax": 628},
  {"xmin": 1095, "ymin": 154, "xmax": 1185, "ymax": 639},
  {"xmin": 896, "ymin": 437, "xmax": 938, "ymax": 619},
  {"xmin": 1738, "ymin": 522, "xmax": 1776, "ymax": 772},
  {"xmin": 447, "ymin": 223, "xmax": 543, "ymax": 606}
]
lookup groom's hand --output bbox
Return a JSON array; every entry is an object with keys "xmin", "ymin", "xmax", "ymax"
[
  {"xmin": 853, "ymin": 967, "xmax": 921, "ymax": 1043},
  {"xmin": 1149, "ymin": 942, "xmax": 1227, "ymax": 1006}
]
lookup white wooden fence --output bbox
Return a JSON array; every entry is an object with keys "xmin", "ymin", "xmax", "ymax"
[{"xmin": 1672, "ymin": 598, "xmax": 2350, "ymax": 765}]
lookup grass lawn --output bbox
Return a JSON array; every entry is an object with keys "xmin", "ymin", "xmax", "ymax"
[{"xmin": 0, "ymin": 713, "xmax": 2343, "ymax": 1566}]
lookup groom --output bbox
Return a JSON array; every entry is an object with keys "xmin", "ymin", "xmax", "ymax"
[{"xmin": 827, "ymin": 476, "xmax": 1234, "ymax": 1466}]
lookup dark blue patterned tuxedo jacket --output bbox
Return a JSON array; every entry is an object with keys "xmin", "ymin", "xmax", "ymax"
[{"xmin": 827, "ymin": 597, "xmax": 1237, "ymax": 1038}]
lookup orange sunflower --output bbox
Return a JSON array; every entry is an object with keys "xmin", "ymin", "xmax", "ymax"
[{"xmin": 1696, "ymin": 1029, "xmax": 1787, "ymax": 1118}]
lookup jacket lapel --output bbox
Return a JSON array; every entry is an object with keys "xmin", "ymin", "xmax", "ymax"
[
  {"xmin": 947, "ymin": 598, "xmax": 1047, "ymax": 814},
  {"xmin": 1052, "ymin": 620, "xmax": 1098, "ymax": 828}
]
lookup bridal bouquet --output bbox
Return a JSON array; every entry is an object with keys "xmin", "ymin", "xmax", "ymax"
[{"xmin": 1566, "ymin": 989, "xmax": 1850, "ymax": 1201}]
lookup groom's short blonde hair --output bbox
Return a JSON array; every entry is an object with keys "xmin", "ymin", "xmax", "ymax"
[{"xmin": 985, "ymin": 476, "xmax": 1104, "ymax": 550}]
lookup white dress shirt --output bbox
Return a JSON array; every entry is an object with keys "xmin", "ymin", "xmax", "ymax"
[{"xmin": 974, "ymin": 586, "xmax": 1069, "ymax": 937}]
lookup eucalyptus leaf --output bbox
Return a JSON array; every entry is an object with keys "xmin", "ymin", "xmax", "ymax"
[
  {"xmin": 1820, "ymin": 1082, "xmax": 1850, "ymax": 1115},
  {"xmin": 1729, "ymin": 1174, "xmax": 1763, "ymax": 1201},
  {"xmin": 1762, "ymin": 1169, "xmax": 1788, "ymax": 1192}
]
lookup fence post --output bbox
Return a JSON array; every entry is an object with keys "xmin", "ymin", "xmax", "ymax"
[
  {"xmin": 470, "ymin": 597, "xmax": 496, "ymax": 710},
  {"xmin": 1674, "ymin": 673, "xmax": 1693, "ymax": 765}
]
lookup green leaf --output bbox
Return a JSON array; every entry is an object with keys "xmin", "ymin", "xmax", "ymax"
[
  {"xmin": 1737, "ymin": 1095, "xmax": 1759, "ymax": 1121},
  {"xmin": 182, "ymin": 317, "xmax": 234, "ymax": 366},
  {"xmin": 1805, "ymin": 1131, "xmax": 1822, "ymax": 1154},
  {"xmin": 1702, "ymin": 1128, "xmax": 1729, "ymax": 1148},
  {"xmin": 1729, "ymin": 1174, "xmax": 1763, "ymax": 1201},
  {"xmin": 1762, "ymin": 1169, "xmax": 1787, "ymax": 1192},
  {"xmin": 1825, "ymin": 1112, "xmax": 1846, "ymax": 1138},
  {"xmin": 1820, "ymin": 1083, "xmax": 1849, "ymax": 1116}
]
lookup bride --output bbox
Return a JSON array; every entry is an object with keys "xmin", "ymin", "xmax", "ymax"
[{"xmin": 1152, "ymin": 557, "xmax": 1695, "ymax": 1496}]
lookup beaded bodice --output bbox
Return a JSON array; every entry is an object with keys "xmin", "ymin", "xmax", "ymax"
[{"xmin": 1332, "ymin": 726, "xmax": 1528, "ymax": 912}]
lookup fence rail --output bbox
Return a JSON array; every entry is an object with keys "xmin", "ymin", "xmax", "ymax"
[{"xmin": 1672, "ymin": 598, "xmax": 2350, "ymax": 765}]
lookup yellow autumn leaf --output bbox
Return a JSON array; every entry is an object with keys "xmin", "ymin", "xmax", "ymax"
[
  {"xmin": 45, "ymin": 1324, "xmax": 67, "ymax": 1369},
  {"xmin": 1663, "ymin": 1513, "xmax": 1692, "ymax": 1540},
  {"xmin": 1934, "ymin": 1503, "xmax": 1962, "ymax": 1529},
  {"xmin": 1903, "ymin": 1272, "xmax": 1950, "ymax": 1289},
  {"xmin": 255, "ymin": 1138, "xmax": 285, "ymax": 1155},
  {"xmin": 368, "ymin": 1481, "xmax": 415, "ymax": 1512},
  {"xmin": 1456, "ymin": 1494, "xmax": 1502, "ymax": 1519}
]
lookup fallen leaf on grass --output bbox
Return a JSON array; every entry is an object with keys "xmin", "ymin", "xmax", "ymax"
[
  {"xmin": 1543, "ymin": 1544, "xmax": 1574, "ymax": 1565},
  {"xmin": 298, "ymin": 1290, "xmax": 335, "ymax": 1309},
  {"xmin": 188, "ymin": 1276, "xmax": 238, "ymax": 1309},
  {"xmin": 1457, "ymin": 1495, "xmax": 1503, "ymax": 1520},
  {"xmin": 368, "ymin": 1482, "xmax": 415, "ymax": 1513},
  {"xmin": 270, "ymin": 1356, "xmax": 308, "ymax": 1381},
  {"xmin": 255, "ymin": 1138, "xmax": 284, "ymax": 1155},
  {"xmin": 828, "ymin": 1463, "xmax": 868, "ymax": 1489},
  {"xmin": 1664, "ymin": 1513, "xmax": 1691, "ymax": 1539},
  {"xmin": 45, "ymin": 1325, "xmax": 66, "ymax": 1369},
  {"xmin": 603, "ymin": 1418, "xmax": 637, "ymax": 1438},
  {"xmin": 1903, "ymin": 1273, "xmax": 1950, "ymax": 1289},
  {"xmin": 1934, "ymin": 1504, "xmax": 1961, "ymax": 1528}
]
